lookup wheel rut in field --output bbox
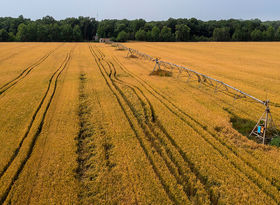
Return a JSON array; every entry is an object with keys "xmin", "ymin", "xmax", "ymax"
[
  {"xmin": 0, "ymin": 49, "xmax": 72, "ymax": 204},
  {"xmin": 177, "ymin": 73, "xmax": 280, "ymax": 182},
  {"xmin": 0, "ymin": 44, "xmax": 64, "ymax": 96},
  {"xmin": 76, "ymin": 71, "xmax": 96, "ymax": 202},
  {"xmin": 76, "ymin": 64, "xmax": 117, "ymax": 203},
  {"xmin": 109, "ymin": 61, "xmax": 216, "ymax": 203},
  {"xmin": 110, "ymin": 52, "xmax": 280, "ymax": 202},
  {"xmin": 89, "ymin": 45, "xmax": 183, "ymax": 204},
  {"xmin": 89, "ymin": 45, "xmax": 217, "ymax": 204}
]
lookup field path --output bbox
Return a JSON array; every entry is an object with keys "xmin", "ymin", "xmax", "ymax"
[
  {"xmin": 0, "ymin": 48, "xmax": 72, "ymax": 204},
  {"xmin": 111, "ymin": 50, "xmax": 280, "ymax": 195},
  {"xmin": 0, "ymin": 44, "xmax": 63, "ymax": 95},
  {"xmin": 0, "ymin": 43, "xmax": 279, "ymax": 204},
  {"xmin": 99, "ymin": 43, "xmax": 280, "ymax": 204}
]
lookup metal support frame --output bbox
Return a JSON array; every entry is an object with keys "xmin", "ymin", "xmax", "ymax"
[
  {"xmin": 153, "ymin": 58, "xmax": 161, "ymax": 71},
  {"xmin": 249, "ymin": 101, "xmax": 279, "ymax": 144},
  {"xmin": 126, "ymin": 48, "xmax": 133, "ymax": 57},
  {"xmin": 106, "ymin": 41, "xmax": 279, "ymax": 143}
]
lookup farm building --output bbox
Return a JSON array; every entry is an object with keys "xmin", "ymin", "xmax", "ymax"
[{"xmin": 99, "ymin": 38, "xmax": 110, "ymax": 43}]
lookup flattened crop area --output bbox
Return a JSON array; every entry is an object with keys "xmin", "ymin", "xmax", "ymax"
[{"xmin": 0, "ymin": 42, "xmax": 279, "ymax": 204}]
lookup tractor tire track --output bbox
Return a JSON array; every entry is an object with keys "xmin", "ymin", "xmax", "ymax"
[
  {"xmin": 106, "ymin": 53, "xmax": 265, "ymax": 204},
  {"xmin": 91, "ymin": 45, "xmax": 215, "ymax": 204},
  {"xmin": 76, "ymin": 70, "xmax": 116, "ymax": 203},
  {"xmin": 0, "ymin": 44, "xmax": 64, "ymax": 96},
  {"xmin": 116, "ymin": 56, "xmax": 280, "ymax": 190},
  {"xmin": 109, "ymin": 61, "xmax": 215, "ymax": 203},
  {"xmin": 25, "ymin": 46, "xmax": 76, "ymax": 205},
  {"xmin": 89, "ymin": 45, "xmax": 184, "ymax": 204},
  {"xmin": 110, "ymin": 54, "xmax": 280, "ymax": 202},
  {"xmin": 0, "ymin": 52, "xmax": 69, "ymax": 179},
  {"xmin": 0, "ymin": 51, "xmax": 71, "ymax": 204}
]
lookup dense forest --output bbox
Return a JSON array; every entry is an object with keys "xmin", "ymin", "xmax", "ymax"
[{"xmin": 1, "ymin": 15, "xmax": 280, "ymax": 42}]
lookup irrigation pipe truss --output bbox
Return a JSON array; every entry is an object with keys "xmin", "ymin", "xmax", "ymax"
[{"xmin": 108, "ymin": 41, "xmax": 267, "ymax": 106}]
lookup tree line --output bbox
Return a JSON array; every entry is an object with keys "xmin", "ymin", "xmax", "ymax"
[
  {"xmin": 0, "ymin": 15, "xmax": 98, "ymax": 42},
  {"xmin": 1, "ymin": 16, "xmax": 280, "ymax": 42}
]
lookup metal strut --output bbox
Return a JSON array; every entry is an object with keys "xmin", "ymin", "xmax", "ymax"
[
  {"xmin": 106, "ymin": 41, "xmax": 279, "ymax": 143},
  {"xmin": 249, "ymin": 100, "xmax": 279, "ymax": 144},
  {"xmin": 126, "ymin": 48, "xmax": 132, "ymax": 57},
  {"xmin": 153, "ymin": 58, "xmax": 161, "ymax": 72}
]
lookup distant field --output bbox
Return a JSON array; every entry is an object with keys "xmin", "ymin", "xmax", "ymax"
[{"xmin": 0, "ymin": 42, "xmax": 280, "ymax": 204}]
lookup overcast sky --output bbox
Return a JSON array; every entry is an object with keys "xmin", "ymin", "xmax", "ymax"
[{"xmin": 1, "ymin": 0, "xmax": 280, "ymax": 21}]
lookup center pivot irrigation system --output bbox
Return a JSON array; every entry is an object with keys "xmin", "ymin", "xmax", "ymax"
[{"xmin": 107, "ymin": 41, "xmax": 279, "ymax": 144}]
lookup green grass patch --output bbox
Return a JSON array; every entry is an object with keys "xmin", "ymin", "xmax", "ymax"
[{"xmin": 150, "ymin": 69, "xmax": 172, "ymax": 77}]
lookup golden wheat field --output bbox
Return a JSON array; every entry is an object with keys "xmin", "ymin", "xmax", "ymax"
[{"xmin": 0, "ymin": 42, "xmax": 280, "ymax": 204}]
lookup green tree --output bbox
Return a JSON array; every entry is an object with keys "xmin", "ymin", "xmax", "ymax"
[
  {"xmin": 151, "ymin": 26, "xmax": 160, "ymax": 41},
  {"xmin": 175, "ymin": 24, "xmax": 191, "ymax": 41},
  {"xmin": 213, "ymin": 27, "xmax": 230, "ymax": 41},
  {"xmin": 97, "ymin": 20, "xmax": 115, "ymax": 38},
  {"xmin": 49, "ymin": 23, "xmax": 62, "ymax": 42},
  {"xmin": 130, "ymin": 19, "xmax": 146, "ymax": 33},
  {"xmin": 41, "ymin": 16, "xmax": 55, "ymax": 24},
  {"xmin": 37, "ymin": 24, "xmax": 50, "ymax": 41},
  {"xmin": 8, "ymin": 32, "xmax": 16, "ymax": 41},
  {"xmin": 167, "ymin": 18, "xmax": 178, "ymax": 33},
  {"xmin": 160, "ymin": 26, "xmax": 173, "ymax": 41},
  {"xmin": 61, "ymin": 24, "xmax": 73, "ymax": 41},
  {"xmin": 17, "ymin": 22, "xmax": 38, "ymax": 42},
  {"xmin": 146, "ymin": 31, "xmax": 152, "ymax": 41},
  {"xmin": 250, "ymin": 29, "xmax": 263, "ymax": 41},
  {"xmin": 116, "ymin": 31, "xmax": 128, "ymax": 42},
  {"xmin": 73, "ymin": 25, "xmax": 82, "ymax": 41},
  {"xmin": 263, "ymin": 26, "xmax": 275, "ymax": 41},
  {"xmin": 77, "ymin": 16, "xmax": 98, "ymax": 40},
  {"xmin": 28, "ymin": 23, "xmax": 38, "ymax": 41},
  {"xmin": 2, "ymin": 15, "xmax": 280, "ymax": 42},
  {"xmin": 115, "ymin": 23, "xmax": 127, "ymax": 35},
  {"xmin": 232, "ymin": 28, "xmax": 243, "ymax": 41},
  {"xmin": 135, "ymin": 29, "xmax": 146, "ymax": 41},
  {"xmin": 16, "ymin": 23, "xmax": 28, "ymax": 41},
  {"xmin": 275, "ymin": 27, "xmax": 280, "ymax": 41},
  {"xmin": 0, "ymin": 29, "xmax": 9, "ymax": 41}
]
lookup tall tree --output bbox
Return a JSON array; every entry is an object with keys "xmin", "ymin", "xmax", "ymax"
[
  {"xmin": 151, "ymin": 26, "xmax": 160, "ymax": 41},
  {"xmin": 1, "ymin": 16, "xmax": 280, "ymax": 42},
  {"xmin": 8, "ymin": 32, "xmax": 15, "ymax": 41},
  {"xmin": 263, "ymin": 26, "xmax": 275, "ymax": 41},
  {"xmin": 61, "ymin": 24, "xmax": 73, "ymax": 42},
  {"xmin": 251, "ymin": 29, "xmax": 263, "ymax": 41},
  {"xmin": 73, "ymin": 25, "xmax": 82, "ymax": 41},
  {"xmin": 232, "ymin": 28, "xmax": 243, "ymax": 41},
  {"xmin": 135, "ymin": 29, "xmax": 146, "ymax": 41},
  {"xmin": 275, "ymin": 27, "xmax": 280, "ymax": 41},
  {"xmin": 116, "ymin": 31, "xmax": 128, "ymax": 42},
  {"xmin": 213, "ymin": 27, "xmax": 230, "ymax": 41},
  {"xmin": 41, "ymin": 16, "xmax": 55, "ymax": 25},
  {"xmin": 97, "ymin": 20, "xmax": 116, "ymax": 38},
  {"xmin": 16, "ymin": 23, "xmax": 28, "ymax": 41},
  {"xmin": 166, "ymin": 18, "xmax": 178, "ymax": 33},
  {"xmin": 49, "ymin": 23, "xmax": 62, "ymax": 42},
  {"xmin": 0, "ymin": 29, "xmax": 9, "ymax": 41},
  {"xmin": 175, "ymin": 24, "xmax": 191, "ymax": 41},
  {"xmin": 37, "ymin": 24, "xmax": 50, "ymax": 41},
  {"xmin": 130, "ymin": 19, "xmax": 146, "ymax": 33},
  {"xmin": 160, "ymin": 26, "xmax": 173, "ymax": 41}
]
